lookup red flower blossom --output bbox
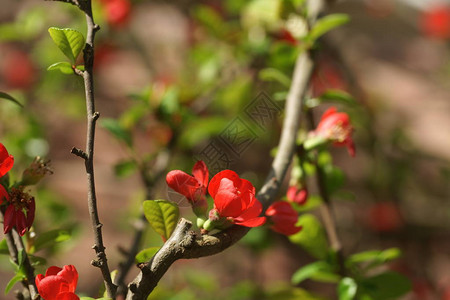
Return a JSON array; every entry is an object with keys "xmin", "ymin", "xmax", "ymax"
[
  {"xmin": 421, "ymin": 6, "xmax": 450, "ymax": 39},
  {"xmin": 1, "ymin": 50, "xmax": 35, "ymax": 90},
  {"xmin": 166, "ymin": 161, "xmax": 209, "ymax": 216},
  {"xmin": 101, "ymin": 0, "xmax": 131, "ymax": 28},
  {"xmin": 3, "ymin": 188, "xmax": 35, "ymax": 236},
  {"xmin": 311, "ymin": 61, "xmax": 347, "ymax": 97},
  {"xmin": 0, "ymin": 143, "xmax": 14, "ymax": 178},
  {"xmin": 35, "ymin": 265, "xmax": 79, "ymax": 300},
  {"xmin": 0, "ymin": 184, "xmax": 9, "ymax": 205},
  {"xmin": 208, "ymin": 170, "xmax": 266, "ymax": 227},
  {"xmin": 266, "ymin": 201, "xmax": 301, "ymax": 235},
  {"xmin": 286, "ymin": 186, "xmax": 308, "ymax": 205},
  {"xmin": 315, "ymin": 107, "xmax": 355, "ymax": 157}
]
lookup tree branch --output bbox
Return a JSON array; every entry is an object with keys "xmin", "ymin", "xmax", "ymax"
[{"xmin": 67, "ymin": 0, "xmax": 116, "ymax": 297}]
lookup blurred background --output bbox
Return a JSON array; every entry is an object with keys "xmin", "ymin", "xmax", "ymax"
[{"xmin": 1, "ymin": 0, "xmax": 450, "ymax": 299}]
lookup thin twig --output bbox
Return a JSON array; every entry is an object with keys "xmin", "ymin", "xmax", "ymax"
[
  {"xmin": 67, "ymin": 0, "xmax": 116, "ymax": 296},
  {"xmin": 306, "ymin": 105, "xmax": 346, "ymax": 276},
  {"xmin": 1, "ymin": 212, "xmax": 39, "ymax": 299}
]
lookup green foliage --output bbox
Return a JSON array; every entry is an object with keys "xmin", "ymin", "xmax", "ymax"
[
  {"xmin": 48, "ymin": 27, "xmax": 85, "ymax": 64},
  {"xmin": 357, "ymin": 271, "xmax": 411, "ymax": 299},
  {"xmin": 100, "ymin": 118, "xmax": 133, "ymax": 147},
  {"xmin": 289, "ymin": 214, "xmax": 329, "ymax": 259},
  {"xmin": 47, "ymin": 62, "xmax": 74, "ymax": 74},
  {"xmin": 291, "ymin": 261, "xmax": 340, "ymax": 285},
  {"xmin": 338, "ymin": 277, "xmax": 357, "ymax": 300},
  {"xmin": 259, "ymin": 68, "xmax": 292, "ymax": 87},
  {"xmin": 307, "ymin": 14, "xmax": 350, "ymax": 42},
  {"xmin": 346, "ymin": 248, "xmax": 402, "ymax": 272},
  {"xmin": 32, "ymin": 229, "xmax": 73, "ymax": 253},
  {"xmin": 0, "ymin": 92, "xmax": 23, "ymax": 107},
  {"xmin": 135, "ymin": 247, "xmax": 160, "ymax": 263},
  {"xmin": 143, "ymin": 200, "xmax": 180, "ymax": 241}
]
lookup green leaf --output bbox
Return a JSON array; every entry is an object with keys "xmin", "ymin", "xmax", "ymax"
[
  {"xmin": 289, "ymin": 214, "xmax": 329, "ymax": 259},
  {"xmin": 0, "ymin": 239, "xmax": 9, "ymax": 255},
  {"xmin": 135, "ymin": 247, "xmax": 160, "ymax": 263},
  {"xmin": 319, "ymin": 90, "xmax": 357, "ymax": 106},
  {"xmin": 292, "ymin": 261, "xmax": 340, "ymax": 285},
  {"xmin": 143, "ymin": 200, "xmax": 179, "ymax": 240},
  {"xmin": 28, "ymin": 255, "xmax": 47, "ymax": 267},
  {"xmin": 114, "ymin": 160, "xmax": 138, "ymax": 178},
  {"xmin": 47, "ymin": 62, "xmax": 74, "ymax": 74},
  {"xmin": 100, "ymin": 118, "xmax": 133, "ymax": 147},
  {"xmin": 34, "ymin": 229, "xmax": 72, "ymax": 252},
  {"xmin": 48, "ymin": 27, "xmax": 85, "ymax": 63},
  {"xmin": 5, "ymin": 273, "xmax": 24, "ymax": 295},
  {"xmin": 359, "ymin": 271, "xmax": 411, "ymax": 299},
  {"xmin": 309, "ymin": 14, "xmax": 350, "ymax": 41},
  {"xmin": 338, "ymin": 277, "xmax": 357, "ymax": 300},
  {"xmin": 0, "ymin": 91, "xmax": 23, "ymax": 107},
  {"xmin": 347, "ymin": 248, "xmax": 402, "ymax": 270},
  {"xmin": 259, "ymin": 68, "xmax": 291, "ymax": 87}
]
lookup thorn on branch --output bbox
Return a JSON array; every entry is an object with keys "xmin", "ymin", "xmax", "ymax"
[
  {"xmin": 96, "ymin": 222, "xmax": 103, "ymax": 229},
  {"xmin": 94, "ymin": 24, "xmax": 101, "ymax": 32},
  {"xmin": 93, "ymin": 112, "xmax": 100, "ymax": 121},
  {"xmin": 71, "ymin": 147, "xmax": 88, "ymax": 160}
]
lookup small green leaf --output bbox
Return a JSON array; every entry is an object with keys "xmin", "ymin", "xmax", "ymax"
[
  {"xmin": 347, "ymin": 248, "xmax": 402, "ymax": 271},
  {"xmin": 28, "ymin": 255, "xmax": 47, "ymax": 267},
  {"xmin": 338, "ymin": 277, "xmax": 357, "ymax": 300},
  {"xmin": 0, "ymin": 91, "xmax": 23, "ymax": 107},
  {"xmin": 320, "ymin": 90, "xmax": 357, "ymax": 106},
  {"xmin": 5, "ymin": 273, "xmax": 24, "ymax": 295},
  {"xmin": 34, "ymin": 229, "xmax": 72, "ymax": 252},
  {"xmin": 143, "ymin": 200, "xmax": 179, "ymax": 240},
  {"xmin": 360, "ymin": 271, "xmax": 411, "ymax": 299},
  {"xmin": 47, "ymin": 62, "xmax": 74, "ymax": 74},
  {"xmin": 259, "ymin": 68, "xmax": 291, "ymax": 87},
  {"xmin": 309, "ymin": 14, "xmax": 350, "ymax": 41},
  {"xmin": 289, "ymin": 214, "xmax": 329, "ymax": 259},
  {"xmin": 48, "ymin": 27, "xmax": 85, "ymax": 63},
  {"xmin": 135, "ymin": 247, "xmax": 160, "ymax": 263},
  {"xmin": 100, "ymin": 118, "xmax": 133, "ymax": 147},
  {"xmin": 292, "ymin": 261, "xmax": 340, "ymax": 285}
]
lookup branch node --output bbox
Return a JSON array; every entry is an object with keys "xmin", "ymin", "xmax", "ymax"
[
  {"xmin": 94, "ymin": 24, "xmax": 101, "ymax": 32},
  {"xmin": 93, "ymin": 112, "xmax": 100, "ymax": 121},
  {"xmin": 91, "ymin": 259, "xmax": 102, "ymax": 268},
  {"xmin": 96, "ymin": 222, "xmax": 103, "ymax": 229},
  {"xmin": 71, "ymin": 147, "xmax": 88, "ymax": 160}
]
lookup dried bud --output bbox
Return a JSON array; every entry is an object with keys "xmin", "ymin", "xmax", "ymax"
[{"xmin": 21, "ymin": 157, "xmax": 53, "ymax": 186}]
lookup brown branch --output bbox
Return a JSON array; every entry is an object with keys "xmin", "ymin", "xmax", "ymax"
[
  {"xmin": 63, "ymin": 0, "xmax": 116, "ymax": 297},
  {"xmin": 1, "ymin": 212, "xmax": 39, "ymax": 299}
]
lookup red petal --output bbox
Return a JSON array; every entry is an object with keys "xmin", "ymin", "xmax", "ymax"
[
  {"xmin": 15, "ymin": 210, "xmax": 28, "ymax": 236},
  {"xmin": 237, "ymin": 195, "xmax": 263, "ymax": 221},
  {"xmin": 319, "ymin": 107, "xmax": 337, "ymax": 122},
  {"xmin": 192, "ymin": 160, "xmax": 208, "ymax": 189},
  {"xmin": 272, "ymin": 224, "xmax": 302, "ymax": 235},
  {"xmin": 0, "ymin": 143, "xmax": 14, "ymax": 177},
  {"xmin": 0, "ymin": 184, "xmax": 9, "ymax": 205},
  {"xmin": 58, "ymin": 265, "xmax": 78, "ymax": 292},
  {"xmin": 166, "ymin": 170, "xmax": 201, "ymax": 202},
  {"xmin": 57, "ymin": 292, "xmax": 80, "ymax": 300},
  {"xmin": 3, "ymin": 205, "xmax": 15, "ymax": 234},
  {"xmin": 214, "ymin": 179, "xmax": 242, "ymax": 218},
  {"xmin": 208, "ymin": 170, "xmax": 240, "ymax": 198},
  {"xmin": 236, "ymin": 216, "xmax": 266, "ymax": 227},
  {"xmin": 36, "ymin": 276, "xmax": 67, "ymax": 300},
  {"xmin": 26, "ymin": 199, "xmax": 35, "ymax": 230},
  {"xmin": 45, "ymin": 266, "xmax": 63, "ymax": 277}
]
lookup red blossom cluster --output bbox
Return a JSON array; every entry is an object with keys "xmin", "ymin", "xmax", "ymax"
[
  {"xmin": 167, "ymin": 162, "xmax": 303, "ymax": 235},
  {"xmin": 0, "ymin": 143, "xmax": 35, "ymax": 236},
  {"xmin": 421, "ymin": 5, "xmax": 450, "ymax": 39},
  {"xmin": 100, "ymin": 0, "xmax": 131, "ymax": 28},
  {"xmin": 35, "ymin": 265, "xmax": 79, "ymax": 300}
]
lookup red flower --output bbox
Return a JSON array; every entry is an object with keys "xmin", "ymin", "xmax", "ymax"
[
  {"xmin": 315, "ymin": 107, "xmax": 355, "ymax": 157},
  {"xmin": 166, "ymin": 161, "xmax": 209, "ymax": 216},
  {"xmin": 35, "ymin": 265, "xmax": 79, "ymax": 300},
  {"xmin": 0, "ymin": 143, "xmax": 14, "ymax": 178},
  {"xmin": 208, "ymin": 170, "xmax": 266, "ymax": 227},
  {"xmin": 3, "ymin": 188, "xmax": 35, "ymax": 236},
  {"xmin": 286, "ymin": 186, "xmax": 308, "ymax": 205},
  {"xmin": 102, "ymin": 0, "xmax": 131, "ymax": 28},
  {"xmin": 265, "ymin": 201, "xmax": 302, "ymax": 235},
  {"xmin": 0, "ymin": 184, "xmax": 9, "ymax": 205},
  {"xmin": 2, "ymin": 50, "xmax": 35, "ymax": 90},
  {"xmin": 421, "ymin": 6, "xmax": 450, "ymax": 39}
]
